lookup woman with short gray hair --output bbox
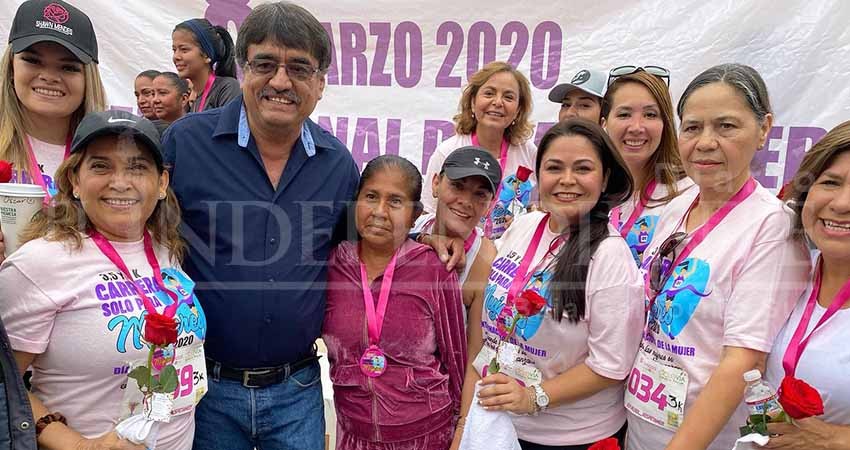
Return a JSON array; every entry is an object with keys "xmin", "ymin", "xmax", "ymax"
[{"xmin": 624, "ymin": 64, "xmax": 811, "ymax": 450}]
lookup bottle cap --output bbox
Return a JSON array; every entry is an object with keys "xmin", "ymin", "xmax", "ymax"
[{"xmin": 743, "ymin": 369, "xmax": 762, "ymax": 382}]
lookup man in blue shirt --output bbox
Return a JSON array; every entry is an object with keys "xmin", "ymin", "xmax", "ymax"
[{"xmin": 162, "ymin": 3, "xmax": 358, "ymax": 449}]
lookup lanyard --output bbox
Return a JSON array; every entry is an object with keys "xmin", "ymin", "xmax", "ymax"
[
  {"xmin": 423, "ymin": 217, "xmax": 477, "ymax": 252},
  {"xmin": 90, "ymin": 230, "xmax": 179, "ymax": 317},
  {"xmin": 25, "ymin": 135, "xmax": 71, "ymax": 205},
  {"xmin": 782, "ymin": 256, "xmax": 850, "ymax": 377},
  {"xmin": 612, "ymin": 179, "xmax": 658, "ymax": 238},
  {"xmin": 196, "ymin": 73, "xmax": 217, "ymax": 113},
  {"xmin": 359, "ymin": 250, "xmax": 400, "ymax": 347},
  {"xmin": 471, "ymin": 133, "xmax": 509, "ymax": 235},
  {"xmin": 504, "ymin": 214, "xmax": 555, "ymax": 307},
  {"xmin": 645, "ymin": 178, "xmax": 757, "ymax": 310}
]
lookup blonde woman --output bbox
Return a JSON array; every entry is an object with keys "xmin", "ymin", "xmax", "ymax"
[
  {"xmin": 422, "ymin": 61, "xmax": 537, "ymax": 240},
  {"xmin": 0, "ymin": 0, "xmax": 106, "ymax": 261}
]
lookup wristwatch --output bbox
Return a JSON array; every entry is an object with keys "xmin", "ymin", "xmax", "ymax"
[{"xmin": 531, "ymin": 384, "xmax": 549, "ymax": 414}]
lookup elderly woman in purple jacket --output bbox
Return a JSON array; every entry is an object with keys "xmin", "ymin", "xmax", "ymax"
[{"xmin": 323, "ymin": 155, "xmax": 467, "ymax": 450}]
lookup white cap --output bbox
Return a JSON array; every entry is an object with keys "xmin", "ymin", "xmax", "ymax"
[
  {"xmin": 743, "ymin": 369, "xmax": 762, "ymax": 382},
  {"xmin": 548, "ymin": 69, "xmax": 608, "ymax": 103}
]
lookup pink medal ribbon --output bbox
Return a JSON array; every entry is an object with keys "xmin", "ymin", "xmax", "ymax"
[
  {"xmin": 471, "ymin": 133, "xmax": 509, "ymax": 237},
  {"xmin": 504, "ymin": 214, "xmax": 552, "ymax": 308},
  {"xmin": 423, "ymin": 218, "xmax": 478, "ymax": 252},
  {"xmin": 358, "ymin": 250, "xmax": 400, "ymax": 377},
  {"xmin": 643, "ymin": 178, "xmax": 757, "ymax": 312},
  {"xmin": 611, "ymin": 179, "xmax": 658, "ymax": 238},
  {"xmin": 24, "ymin": 135, "xmax": 72, "ymax": 206},
  {"xmin": 782, "ymin": 256, "xmax": 850, "ymax": 377},
  {"xmin": 90, "ymin": 230, "xmax": 180, "ymax": 318},
  {"xmin": 196, "ymin": 73, "xmax": 217, "ymax": 113}
]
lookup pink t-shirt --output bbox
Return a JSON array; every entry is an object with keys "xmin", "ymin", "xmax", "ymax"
[
  {"xmin": 473, "ymin": 211, "xmax": 644, "ymax": 446},
  {"xmin": 611, "ymin": 177, "xmax": 695, "ymax": 266},
  {"xmin": 7, "ymin": 136, "xmax": 66, "ymax": 197},
  {"xmin": 0, "ymin": 236, "xmax": 207, "ymax": 450},
  {"xmin": 625, "ymin": 182, "xmax": 810, "ymax": 450},
  {"xmin": 421, "ymin": 133, "xmax": 538, "ymax": 239}
]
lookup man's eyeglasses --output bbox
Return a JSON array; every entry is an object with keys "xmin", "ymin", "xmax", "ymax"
[
  {"xmin": 648, "ymin": 231, "xmax": 687, "ymax": 294},
  {"xmin": 245, "ymin": 58, "xmax": 320, "ymax": 82},
  {"xmin": 607, "ymin": 65, "xmax": 670, "ymax": 87}
]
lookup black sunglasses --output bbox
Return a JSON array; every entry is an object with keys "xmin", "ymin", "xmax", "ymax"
[
  {"xmin": 648, "ymin": 231, "xmax": 687, "ymax": 294},
  {"xmin": 607, "ymin": 65, "xmax": 670, "ymax": 87}
]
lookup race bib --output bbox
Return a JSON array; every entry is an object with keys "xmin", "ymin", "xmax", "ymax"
[
  {"xmin": 473, "ymin": 341, "xmax": 542, "ymax": 386},
  {"xmin": 624, "ymin": 346, "xmax": 688, "ymax": 431},
  {"xmin": 120, "ymin": 340, "xmax": 207, "ymax": 419}
]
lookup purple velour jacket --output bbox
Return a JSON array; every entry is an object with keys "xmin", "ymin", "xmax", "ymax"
[{"xmin": 322, "ymin": 239, "xmax": 467, "ymax": 443}]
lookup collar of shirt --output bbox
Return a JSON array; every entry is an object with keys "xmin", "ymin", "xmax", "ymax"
[{"xmin": 237, "ymin": 102, "xmax": 316, "ymax": 157}]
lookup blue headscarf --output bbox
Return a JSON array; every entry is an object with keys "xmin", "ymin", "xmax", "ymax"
[{"xmin": 180, "ymin": 19, "xmax": 218, "ymax": 63}]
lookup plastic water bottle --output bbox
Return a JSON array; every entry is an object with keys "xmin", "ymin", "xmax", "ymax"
[{"xmin": 743, "ymin": 369, "xmax": 788, "ymax": 422}]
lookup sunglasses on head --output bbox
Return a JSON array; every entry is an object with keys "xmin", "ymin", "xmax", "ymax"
[
  {"xmin": 648, "ymin": 231, "xmax": 687, "ymax": 294},
  {"xmin": 607, "ymin": 65, "xmax": 670, "ymax": 87}
]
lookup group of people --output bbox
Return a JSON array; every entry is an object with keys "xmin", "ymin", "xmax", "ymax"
[
  {"xmin": 0, "ymin": 1, "xmax": 848, "ymax": 450},
  {"xmin": 133, "ymin": 17, "xmax": 241, "ymax": 135}
]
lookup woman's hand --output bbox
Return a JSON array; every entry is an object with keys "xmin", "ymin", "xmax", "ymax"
[
  {"xmin": 764, "ymin": 418, "xmax": 850, "ymax": 450},
  {"xmin": 476, "ymin": 373, "xmax": 534, "ymax": 414},
  {"xmin": 74, "ymin": 431, "xmax": 146, "ymax": 450}
]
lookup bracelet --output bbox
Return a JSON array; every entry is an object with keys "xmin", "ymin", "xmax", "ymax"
[
  {"xmin": 455, "ymin": 416, "xmax": 467, "ymax": 429},
  {"xmin": 416, "ymin": 232, "xmax": 430, "ymax": 244},
  {"xmin": 35, "ymin": 412, "xmax": 67, "ymax": 436},
  {"xmin": 526, "ymin": 386, "xmax": 539, "ymax": 416}
]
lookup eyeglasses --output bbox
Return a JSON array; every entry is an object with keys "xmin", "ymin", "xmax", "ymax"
[
  {"xmin": 607, "ymin": 65, "xmax": 670, "ymax": 86},
  {"xmin": 648, "ymin": 231, "xmax": 687, "ymax": 294},
  {"xmin": 245, "ymin": 58, "xmax": 320, "ymax": 81}
]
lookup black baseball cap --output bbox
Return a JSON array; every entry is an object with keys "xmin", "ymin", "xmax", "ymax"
[
  {"xmin": 71, "ymin": 110, "xmax": 163, "ymax": 170},
  {"xmin": 9, "ymin": 0, "xmax": 98, "ymax": 64},
  {"xmin": 441, "ymin": 146, "xmax": 503, "ymax": 193}
]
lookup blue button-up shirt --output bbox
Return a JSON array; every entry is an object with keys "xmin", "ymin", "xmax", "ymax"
[{"xmin": 163, "ymin": 96, "xmax": 359, "ymax": 368}]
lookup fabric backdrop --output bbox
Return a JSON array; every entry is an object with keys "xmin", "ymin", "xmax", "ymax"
[{"xmin": 2, "ymin": 0, "xmax": 849, "ymax": 190}]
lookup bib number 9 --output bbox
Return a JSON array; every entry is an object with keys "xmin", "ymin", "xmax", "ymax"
[{"xmin": 172, "ymin": 364, "xmax": 194, "ymax": 399}]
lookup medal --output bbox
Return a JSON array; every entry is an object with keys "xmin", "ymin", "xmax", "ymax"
[{"xmin": 358, "ymin": 249, "xmax": 400, "ymax": 378}]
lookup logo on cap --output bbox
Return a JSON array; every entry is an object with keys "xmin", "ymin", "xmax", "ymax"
[
  {"xmin": 43, "ymin": 3, "xmax": 70, "ymax": 25},
  {"xmin": 473, "ymin": 157, "xmax": 490, "ymax": 170},
  {"xmin": 571, "ymin": 70, "xmax": 590, "ymax": 85},
  {"xmin": 107, "ymin": 117, "xmax": 136, "ymax": 124}
]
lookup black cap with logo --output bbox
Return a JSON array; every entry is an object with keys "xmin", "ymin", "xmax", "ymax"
[
  {"xmin": 441, "ymin": 146, "xmax": 503, "ymax": 193},
  {"xmin": 71, "ymin": 111, "xmax": 163, "ymax": 170},
  {"xmin": 9, "ymin": 0, "xmax": 98, "ymax": 64}
]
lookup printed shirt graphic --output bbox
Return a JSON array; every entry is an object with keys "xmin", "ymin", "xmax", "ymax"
[
  {"xmin": 625, "ymin": 182, "xmax": 810, "ymax": 450},
  {"xmin": 0, "ymin": 237, "xmax": 207, "ymax": 450},
  {"xmin": 421, "ymin": 133, "xmax": 538, "ymax": 239},
  {"xmin": 476, "ymin": 211, "xmax": 644, "ymax": 446},
  {"xmin": 613, "ymin": 178, "xmax": 694, "ymax": 266},
  {"xmin": 7, "ymin": 136, "xmax": 65, "ymax": 197}
]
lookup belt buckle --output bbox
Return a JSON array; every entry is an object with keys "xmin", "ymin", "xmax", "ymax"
[{"xmin": 242, "ymin": 369, "xmax": 272, "ymax": 388}]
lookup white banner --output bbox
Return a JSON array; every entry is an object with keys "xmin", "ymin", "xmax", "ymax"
[{"xmin": 3, "ymin": 0, "xmax": 849, "ymax": 191}]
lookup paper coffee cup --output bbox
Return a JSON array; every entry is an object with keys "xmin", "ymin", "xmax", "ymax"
[{"xmin": 0, "ymin": 183, "xmax": 45, "ymax": 258}]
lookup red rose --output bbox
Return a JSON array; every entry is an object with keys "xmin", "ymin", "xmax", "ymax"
[
  {"xmin": 515, "ymin": 290, "xmax": 546, "ymax": 317},
  {"xmin": 778, "ymin": 375, "xmax": 824, "ymax": 419},
  {"xmin": 588, "ymin": 437, "xmax": 620, "ymax": 450},
  {"xmin": 144, "ymin": 312, "xmax": 178, "ymax": 346},
  {"xmin": 516, "ymin": 166, "xmax": 533, "ymax": 182},
  {"xmin": 0, "ymin": 161, "xmax": 13, "ymax": 183}
]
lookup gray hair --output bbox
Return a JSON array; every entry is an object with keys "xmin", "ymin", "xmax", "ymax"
[
  {"xmin": 677, "ymin": 63, "xmax": 772, "ymax": 124},
  {"xmin": 235, "ymin": 2, "xmax": 331, "ymax": 71}
]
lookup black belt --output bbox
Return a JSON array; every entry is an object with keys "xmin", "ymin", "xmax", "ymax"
[{"xmin": 206, "ymin": 354, "xmax": 320, "ymax": 389}]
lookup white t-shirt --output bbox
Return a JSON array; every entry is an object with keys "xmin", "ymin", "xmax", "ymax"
[
  {"xmin": 421, "ymin": 133, "xmax": 537, "ymax": 239},
  {"xmin": 474, "ymin": 211, "xmax": 644, "ymax": 446},
  {"xmin": 0, "ymin": 236, "xmax": 207, "ymax": 450},
  {"xmin": 625, "ymin": 182, "xmax": 811, "ymax": 450},
  {"xmin": 7, "ymin": 136, "xmax": 66, "ymax": 198},
  {"xmin": 765, "ymin": 283, "xmax": 850, "ymax": 426},
  {"xmin": 612, "ymin": 177, "xmax": 694, "ymax": 266}
]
